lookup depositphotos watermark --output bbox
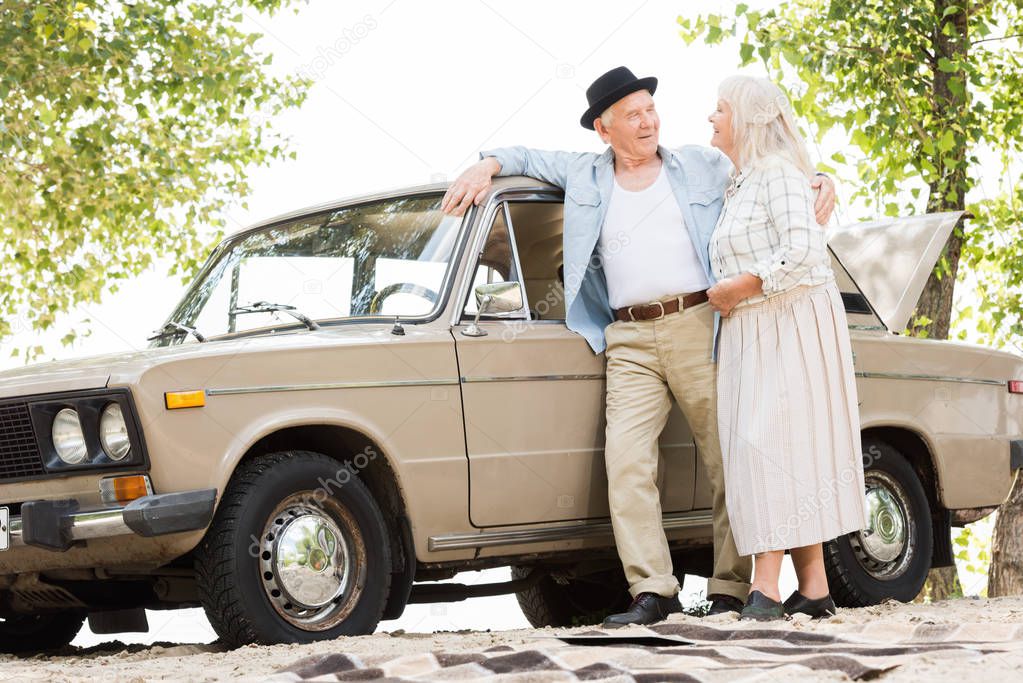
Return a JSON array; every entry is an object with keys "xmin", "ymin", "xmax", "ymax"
[
  {"xmin": 752, "ymin": 444, "xmax": 879, "ymax": 552},
  {"xmin": 295, "ymin": 15, "xmax": 379, "ymax": 82},
  {"xmin": 498, "ymin": 229, "xmax": 632, "ymax": 344}
]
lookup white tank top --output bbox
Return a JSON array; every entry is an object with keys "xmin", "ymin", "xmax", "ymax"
[{"xmin": 597, "ymin": 164, "xmax": 710, "ymax": 310}]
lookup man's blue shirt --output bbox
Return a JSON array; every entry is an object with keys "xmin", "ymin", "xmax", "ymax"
[{"xmin": 481, "ymin": 144, "xmax": 732, "ymax": 354}]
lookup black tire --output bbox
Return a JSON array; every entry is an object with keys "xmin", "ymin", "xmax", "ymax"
[
  {"xmin": 0, "ymin": 612, "xmax": 86, "ymax": 654},
  {"xmin": 511, "ymin": 566, "xmax": 633, "ymax": 627},
  {"xmin": 195, "ymin": 451, "xmax": 391, "ymax": 647},
  {"xmin": 824, "ymin": 438, "xmax": 932, "ymax": 606}
]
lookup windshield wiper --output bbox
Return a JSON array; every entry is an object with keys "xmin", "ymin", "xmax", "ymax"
[
  {"xmin": 230, "ymin": 301, "xmax": 321, "ymax": 331},
  {"xmin": 148, "ymin": 321, "xmax": 207, "ymax": 343}
]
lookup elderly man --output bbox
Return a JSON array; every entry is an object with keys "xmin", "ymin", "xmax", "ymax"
[{"xmin": 441, "ymin": 66, "xmax": 835, "ymax": 626}]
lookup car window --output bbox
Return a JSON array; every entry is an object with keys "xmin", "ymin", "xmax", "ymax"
[
  {"xmin": 159, "ymin": 194, "xmax": 462, "ymax": 343},
  {"xmin": 462, "ymin": 203, "xmax": 528, "ymax": 318},
  {"xmin": 505, "ymin": 201, "xmax": 566, "ymax": 321}
]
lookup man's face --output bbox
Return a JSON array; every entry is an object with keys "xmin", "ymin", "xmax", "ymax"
[{"xmin": 597, "ymin": 89, "xmax": 659, "ymax": 160}]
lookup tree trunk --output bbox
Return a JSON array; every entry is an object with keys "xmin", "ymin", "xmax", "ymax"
[
  {"xmin": 911, "ymin": 0, "xmax": 970, "ymax": 602},
  {"xmin": 914, "ymin": 565, "xmax": 963, "ymax": 603},
  {"xmin": 911, "ymin": 229, "xmax": 964, "ymax": 339},
  {"xmin": 989, "ymin": 477, "xmax": 1023, "ymax": 596},
  {"xmin": 909, "ymin": 0, "xmax": 969, "ymax": 340}
]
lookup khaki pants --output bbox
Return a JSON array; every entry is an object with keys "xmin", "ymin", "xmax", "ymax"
[{"xmin": 603, "ymin": 301, "xmax": 751, "ymax": 601}]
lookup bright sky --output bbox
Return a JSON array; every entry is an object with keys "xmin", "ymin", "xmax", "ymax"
[{"xmin": 3, "ymin": 0, "xmax": 994, "ymax": 645}]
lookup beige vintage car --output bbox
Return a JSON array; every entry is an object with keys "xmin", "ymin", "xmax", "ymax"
[{"xmin": 0, "ymin": 177, "xmax": 1021, "ymax": 650}]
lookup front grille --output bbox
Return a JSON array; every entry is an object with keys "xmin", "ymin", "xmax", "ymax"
[{"xmin": 0, "ymin": 401, "xmax": 46, "ymax": 481}]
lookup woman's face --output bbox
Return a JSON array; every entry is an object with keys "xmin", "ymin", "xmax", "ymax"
[{"xmin": 708, "ymin": 99, "xmax": 734, "ymax": 154}]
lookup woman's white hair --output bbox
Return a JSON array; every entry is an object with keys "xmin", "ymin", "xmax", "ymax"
[{"xmin": 718, "ymin": 75, "xmax": 814, "ymax": 177}]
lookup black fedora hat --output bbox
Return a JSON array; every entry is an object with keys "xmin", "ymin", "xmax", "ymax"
[{"xmin": 580, "ymin": 66, "xmax": 658, "ymax": 130}]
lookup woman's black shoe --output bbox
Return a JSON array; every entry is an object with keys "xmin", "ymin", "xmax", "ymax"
[
  {"xmin": 783, "ymin": 591, "xmax": 836, "ymax": 618},
  {"xmin": 739, "ymin": 590, "xmax": 785, "ymax": 621},
  {"xmin": 602, "ymin": 592, "xmax": 682, "ymax": 628}
]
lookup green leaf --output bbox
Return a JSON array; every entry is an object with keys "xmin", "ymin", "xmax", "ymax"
[
  {"xmin": 937, "ymin": 57, "xmax": 957, "ymax": 73},
  {"xmin": 740, "ymin": 42, "xmax": 755, "ymax": 63},
  {"xmin": 936, "ymin": 129, "xmax": 956, "ymax": 153}
]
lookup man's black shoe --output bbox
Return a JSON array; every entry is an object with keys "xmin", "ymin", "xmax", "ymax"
[
  {"xmin": 706, "ymin": 594, "xmax": 744, "ymax": 616},
  {"xmin": 601, "ymin": 592, "xmax": 682, "ymax": 628}
]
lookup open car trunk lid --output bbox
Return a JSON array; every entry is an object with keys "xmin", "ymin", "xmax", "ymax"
[{"xmin": 827, "ymin": 211, "xmax": 965, "ymax": 332}]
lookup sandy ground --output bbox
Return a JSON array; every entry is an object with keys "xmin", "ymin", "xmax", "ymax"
[{"xmin": 4, "ymin": 596, "xmax": 1023, "ymax": 681}]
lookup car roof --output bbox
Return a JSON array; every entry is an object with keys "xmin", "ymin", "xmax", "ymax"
[{"xmin": 225, "ymin": 176, "xmax": 562, "ymax": 242}]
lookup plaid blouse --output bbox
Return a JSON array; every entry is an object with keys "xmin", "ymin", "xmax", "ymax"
[{"xmin": 709, "ymin": 156, "xmax": 833, "ymax": 309}]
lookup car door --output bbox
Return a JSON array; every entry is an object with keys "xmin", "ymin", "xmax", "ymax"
[{"xmin": 453, "ymin": 192, "xmax": 696, "ymax": 527}]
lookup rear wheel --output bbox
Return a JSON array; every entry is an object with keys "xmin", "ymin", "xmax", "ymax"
[
  {"xmin": 511, "ymin": 566, "xmax": 633, "ymax": 627},
  {"xmin": 0, "ymin": 612, "xmax": 85, "ymax": 654},
  {"xmin": 825, "ymin": 438, "xmax": 932, "ymax": 606},
  {"xmin": 195, "ymin": 451, "xmax": 391, "ymax": 647}
]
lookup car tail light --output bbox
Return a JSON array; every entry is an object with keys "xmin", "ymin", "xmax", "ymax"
[{"xmin": 1009, "ymin": 380, "xmax": 1023, "ymax": 394}]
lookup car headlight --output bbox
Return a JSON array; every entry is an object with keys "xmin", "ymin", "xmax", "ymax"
[
  {"xmin": 52, "ymin": 408, "xmax": 88, "ymax": 464},
  {"xmin": 100, "ymin": 403, "xmax": 131, "ymax": 461}
]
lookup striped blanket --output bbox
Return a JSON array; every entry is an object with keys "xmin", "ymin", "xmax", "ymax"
[{"xmin": 267, "ymin": 619, "xmax": 1023, "ymax": 681}]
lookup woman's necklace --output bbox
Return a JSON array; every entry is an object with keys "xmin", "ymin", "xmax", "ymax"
[{"xmin": 725, "ymin": 167, "xmax": 750, "ymax": 200}]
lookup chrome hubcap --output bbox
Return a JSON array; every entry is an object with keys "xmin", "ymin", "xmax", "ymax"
[
  {"xmin": 851, "ymin": 471, "xmax": 914, "ymax": 579},
  {"xmin": 274, "ymin": 514, "xmax": 348, "ymax": 608},
  {"xmin": 861, "ymin": 486, "xmax": 905, "ymax": 563},
  {"xmin": 259, "ymin": 495, "xmax": 361, "ymax": 631}
]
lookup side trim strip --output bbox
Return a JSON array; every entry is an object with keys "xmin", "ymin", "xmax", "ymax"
[
  {"xmin": 207, "ymin": 379, "xmax": 460, "ymax": 396},
  {"xmin": 209, "ymin": 373, "xmax": 1003, "ymax": 395},
  {"xmin": 428, "ymin": 510, "xmax": 712, "ymax": 551},
  {"xmin": 855, "ymin": 371, "xmax": 1005, "ymax": 387},
  {"xmin": 460, "ymin": 374, "xmax": 606, "ymax": 384}
]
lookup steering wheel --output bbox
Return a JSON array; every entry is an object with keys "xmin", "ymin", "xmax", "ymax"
[{"xmin": 368, "ymin": 282, "xmax": 439, "ymax": 315}]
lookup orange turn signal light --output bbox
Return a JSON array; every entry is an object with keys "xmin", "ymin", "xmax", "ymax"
[
  {"xmin": 100, "ymin": 474, "xmax": 153, "ymax": 505},
  {"xmin": 165, "ymin": 390, "xmax": 206, "ymax": 410}
]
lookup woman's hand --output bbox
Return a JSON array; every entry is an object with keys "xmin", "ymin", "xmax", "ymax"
[
  {"xmin": 708, "ymin": 273, "xmax": 763, "ymax": 317},
  {"xmin": 811, "ymin": 174, "xmax": 836, "ymax": 225}
]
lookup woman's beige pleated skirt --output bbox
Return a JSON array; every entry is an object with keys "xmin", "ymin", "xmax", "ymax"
[{"xmin": 717, "ymin": 281, "xmax": 868, "ymax": 556}]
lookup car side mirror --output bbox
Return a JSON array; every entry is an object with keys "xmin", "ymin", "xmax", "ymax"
[{"xmin": 461, "ymin": 282, "xmax": 523, "ymax": 337}]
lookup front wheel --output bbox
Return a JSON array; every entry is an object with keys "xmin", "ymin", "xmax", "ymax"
[
  {"xmin": 195, "ymin": 451, "xmax": 392, "ymax": 647},
  {"xmin": 824, "ymin": 438, "xmax": 933, "ymax": 606}
]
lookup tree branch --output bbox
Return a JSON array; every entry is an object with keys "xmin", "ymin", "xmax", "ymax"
[
  {"xmin": 972, "ymin": 33, "xmax": 1023, "ymax": 46},
  {"xmin": 906, "ymin": 23, "xmax": 937, "ymax": 63}
]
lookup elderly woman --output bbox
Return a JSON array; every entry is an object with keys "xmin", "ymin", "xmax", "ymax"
[{"xmin": 705, "ymin": 75, "xmax": 867, "ymax": 621}]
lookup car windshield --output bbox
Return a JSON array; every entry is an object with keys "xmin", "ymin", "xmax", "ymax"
[{"xmin": 153, "ymin": 193, "xmax": 462, "ymax": 346}]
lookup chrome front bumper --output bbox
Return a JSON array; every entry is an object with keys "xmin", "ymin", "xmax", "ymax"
[{"xmin": 7, "ymin": 489, "xmax": 217, "ymax": 552}]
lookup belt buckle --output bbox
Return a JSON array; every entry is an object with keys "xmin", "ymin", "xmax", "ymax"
[{"xmin": 649, "ymin": 301, "xmax": 666, "ymax": 320}]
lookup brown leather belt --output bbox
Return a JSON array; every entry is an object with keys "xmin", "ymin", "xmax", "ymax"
[{"xmin": 614, "ymin": 290, "xmax": 709, "ymax": 322}]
